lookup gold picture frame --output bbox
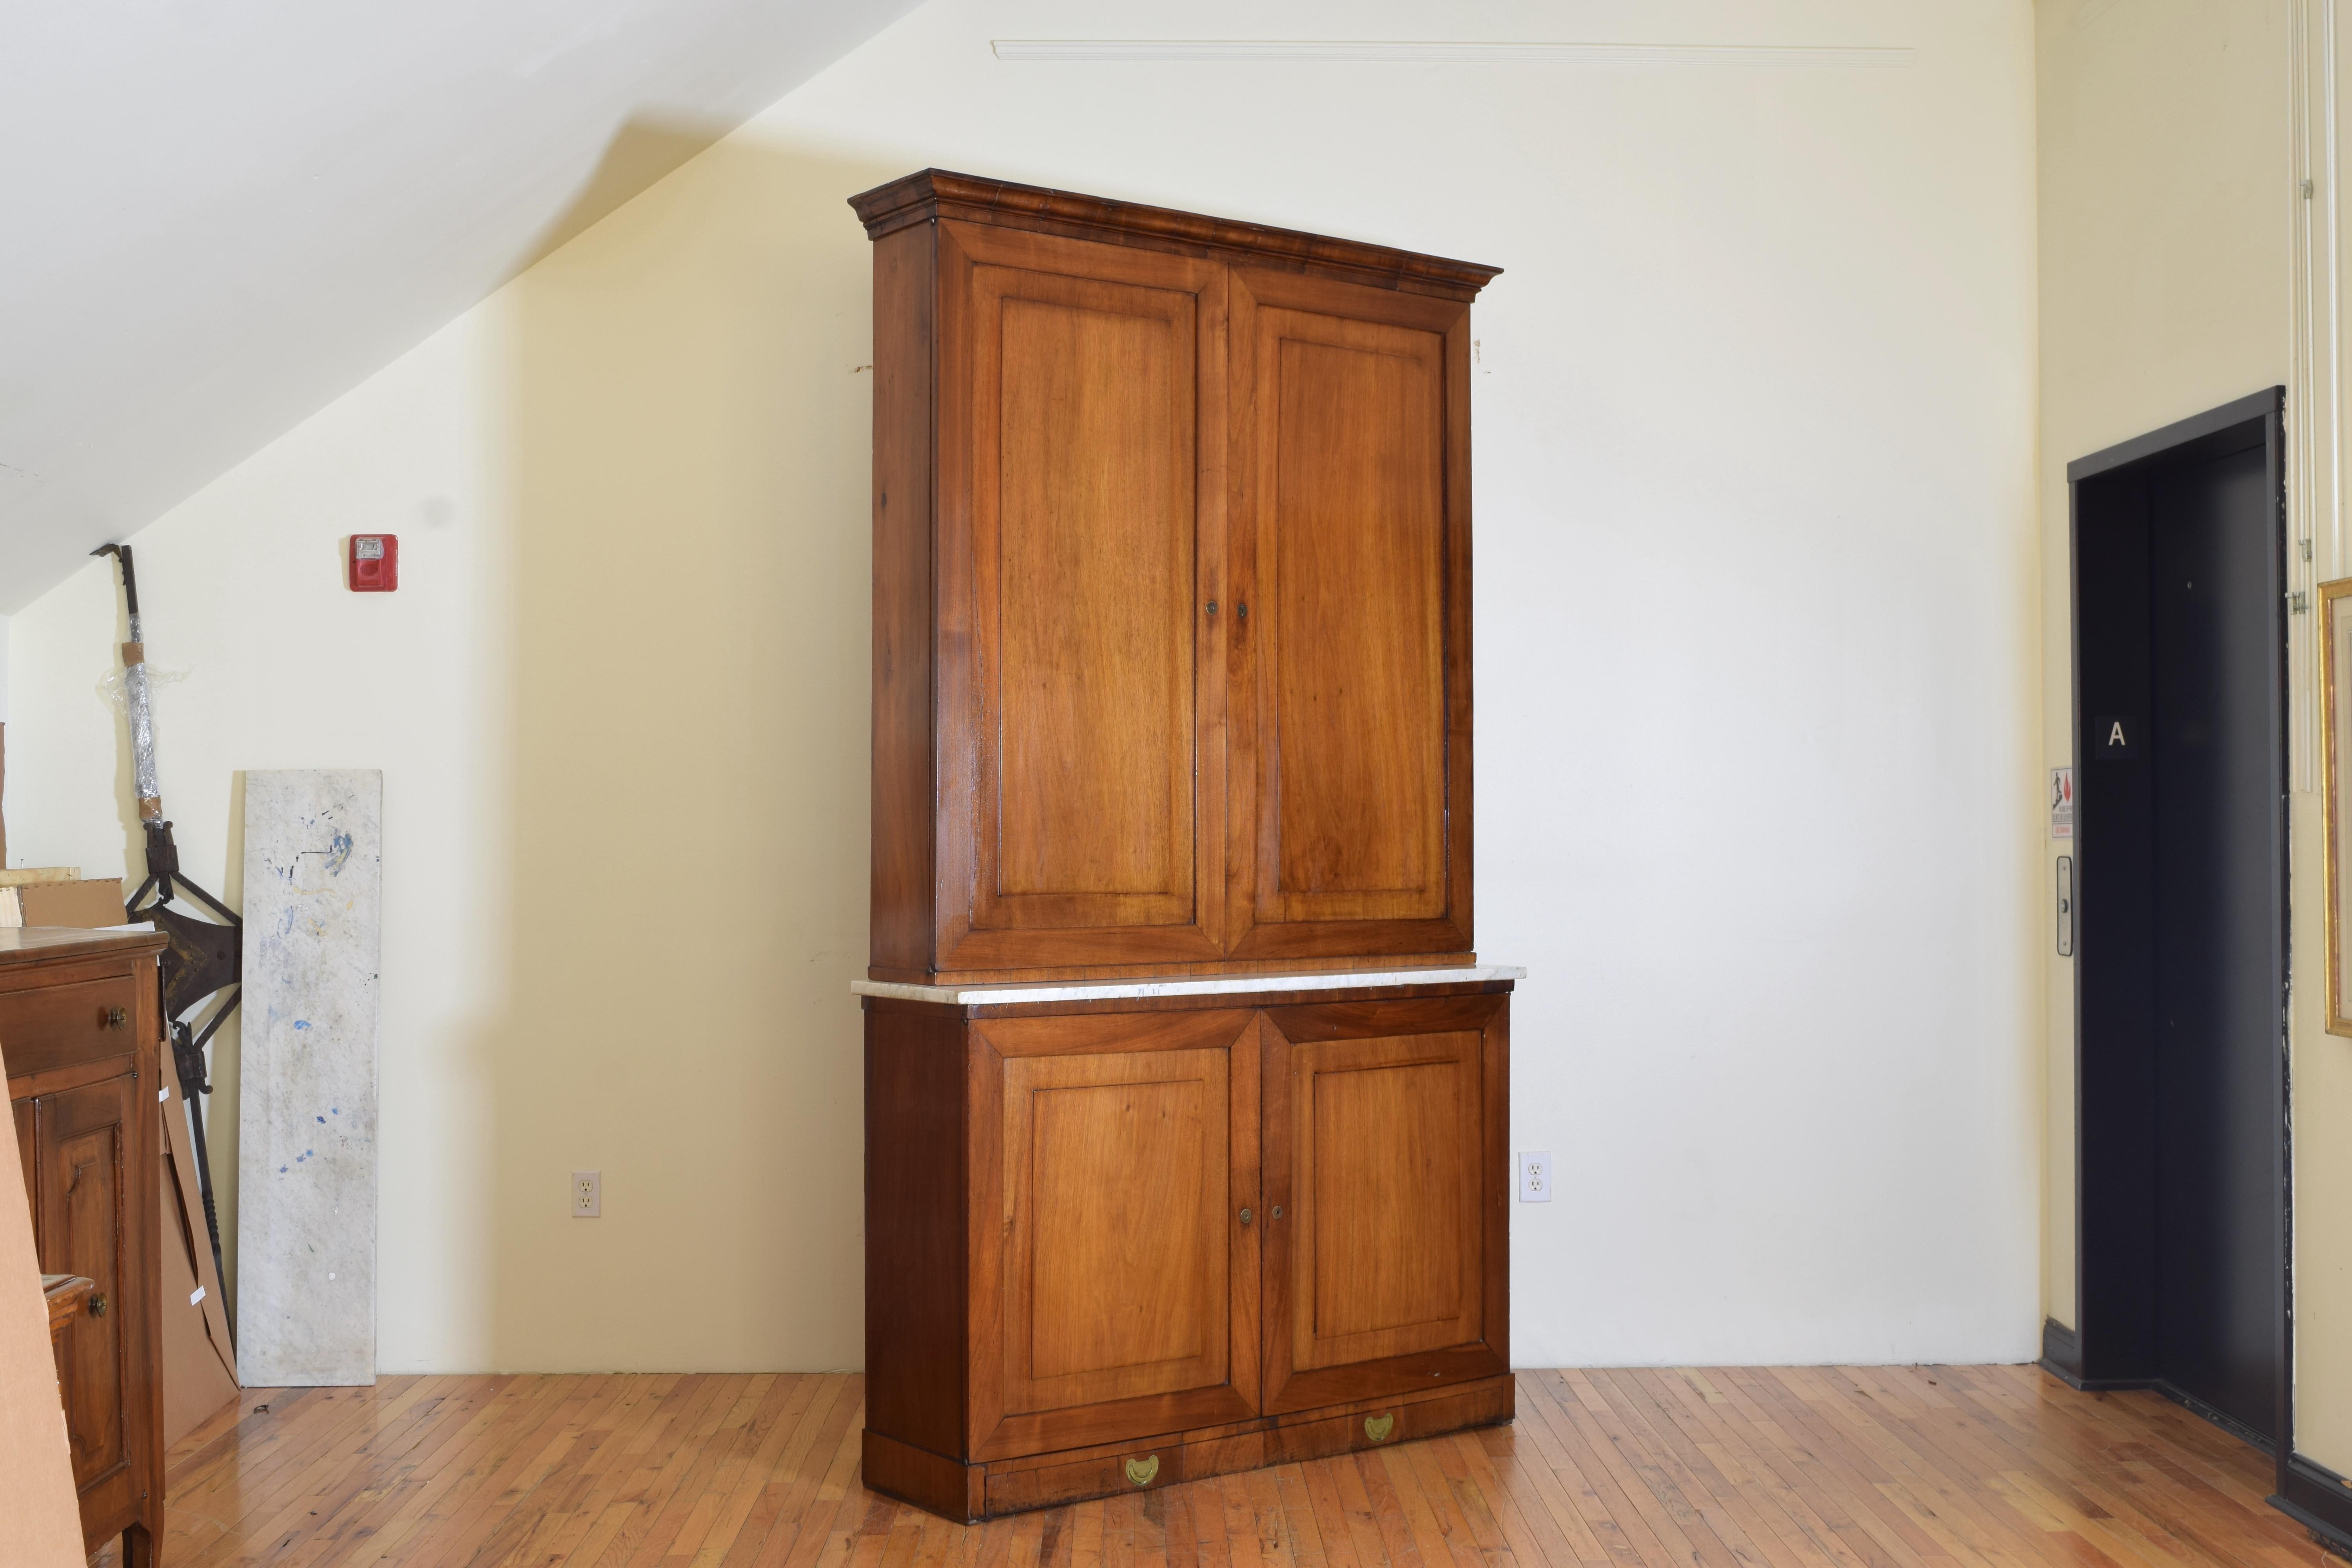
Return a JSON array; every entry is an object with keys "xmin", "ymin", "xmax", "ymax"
[{"xmin": 2325, "ymin": 577, "xmax": 2352, "ymax": 1034}]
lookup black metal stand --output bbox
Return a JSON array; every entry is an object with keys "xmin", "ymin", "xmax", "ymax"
[{"xmin": 97, "ymin": 543, "xmax": 242, "ymax": 1338}]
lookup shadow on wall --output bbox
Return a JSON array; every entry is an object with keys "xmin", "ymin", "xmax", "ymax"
[{"xmin": 479, "ymin": 128, "xmax": 905, "ymax": 1371}]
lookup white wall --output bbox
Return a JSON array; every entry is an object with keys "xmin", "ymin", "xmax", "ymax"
[{"xmin": 2, "ymin": 0, "xmax": 2043, "ymax": 1370}]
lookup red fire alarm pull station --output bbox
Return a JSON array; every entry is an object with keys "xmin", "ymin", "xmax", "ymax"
[{"xmin": 348, "ymin": 534, "xmax": 398, "ymax": 592}]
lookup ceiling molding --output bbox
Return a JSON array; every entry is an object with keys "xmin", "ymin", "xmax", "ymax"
[{"xmin": 989, "ymin": 40, "xmax": 1913, "ymax": 68}]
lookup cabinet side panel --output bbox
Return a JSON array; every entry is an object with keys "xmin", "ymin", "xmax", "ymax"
[
  {"xmin": 866, "ymin": 1005, "xmax": 968, "ymax": 1457},
  {"xmin": 1481, "ymin": 995, "xmax": 1508, "ymax": 1373},
  {"xmin": 1441, "ymin": 312, "xmax": 1475, "ymax": 948},
  {"xmin": 131, "ymin": 961, "xmax": 162, "ymax": 1548},
  {"xmin": 872, "ymin": 224, "xmax": 939, "ymax": 976}
]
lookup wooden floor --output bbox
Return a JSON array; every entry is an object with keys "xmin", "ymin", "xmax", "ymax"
[{"xmin": 93, "ymin": 1366, "xmax": 2339, "ymax": 1568}]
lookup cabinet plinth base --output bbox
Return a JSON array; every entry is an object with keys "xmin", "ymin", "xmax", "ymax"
[{"xmin": 863, "ymin": 1376, "xmax": 1515, "ymax": 1523}]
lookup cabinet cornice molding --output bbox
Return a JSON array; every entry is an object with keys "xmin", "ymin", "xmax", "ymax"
[{"xmin": 847, "ymin": 168, "xmax": 1503, "ymax": 301}]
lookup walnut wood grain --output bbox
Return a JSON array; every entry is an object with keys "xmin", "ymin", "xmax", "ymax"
[
  {"xmin": 962, "ymin": 226, "xmax": 1226, "ymax": 958},
  {"xmin": 854, "ymin": 172, "xmax": 1508, "ymax": 1525},
  {"xmin": 861, "ymin": 174, "xmax": 1483, "ymax": 984},
  {"xmin": 967, "ymin": 1009, "xmax": 1261, "ymax": 1461},
  {"xmin": 863, "ymin": 980, "xmax": 1511, "ymax": 1517},
  {"xmin": 868, "ymin": 221, "xmax": 938, "ymax": 978},
  {"xmin": 848, "ymin": 170, "xmax": 1503, "ymax": 301},
  {"xmin": 866, "ymin": 949, "xmax": 1476, "ymax": 987},
  {"xmin": 1262, "ymin": 994, "xmax": 1508, "ymax": 1414},
  {"xmin": 45, "ymin": 1272, "xmax": 96, "ymax": 1336},
  {"xmin": 4, "ymin": 929, "xmax": 165, "ymax": 1566},
  {"xmin": 0, "ymin": 972, "xmax": 145, "ymax": 1079},
  {"xmin": 12, "ymin": 1096, "xmax": 31, "ymax": 1239},
  {"xmin": 1225, "ymin": 269, "xmax": 1475, "ymax": 963},
  {"xmin": 862, "ymin": 1007, "xmax": 967, "ymax": 1461}
]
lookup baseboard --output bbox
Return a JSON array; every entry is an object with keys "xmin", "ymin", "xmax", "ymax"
[
  {"xmin": 2038, "ymin": 1318, "xmax": 2083, "ymax": 1385},
  {"xmin": 2276, "ymin": 1454, "xmax": 2352, "ymax": 1559},
  {"xmin": 2147, "ymin": 1381, "xmax": 2273, "ymax": 1456},
  {"xmin": 2036, "ymin": 1318, "xmax": 2154, "ymax": 1392}
]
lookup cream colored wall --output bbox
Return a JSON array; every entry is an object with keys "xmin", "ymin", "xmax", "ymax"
[
  {"xmin": 2032, "ymin": 0, "xmax": 2291, "ymax": 1337},
  {"xmin": 4, "ymin": 0, "xmax": 2043, "ymax": 1370},
  {"xmin": 5, "ymin": 144, "xmax": 887, "ymax": 1372}
]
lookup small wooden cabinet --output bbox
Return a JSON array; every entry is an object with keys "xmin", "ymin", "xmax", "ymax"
[
  {"xmin": 853, "ymin": 171, "xmax": 1513, "ymax": 1521},
  {"xmin": 2, "ymin": 926, "xmax": 168, "ymax": 1564},
  {"xmin": 861, "ymin": 976, "xmax": 1512, "ymax": 1521}
]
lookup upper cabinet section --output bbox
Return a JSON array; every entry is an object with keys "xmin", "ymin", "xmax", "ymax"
[{"xmin": 856, "ymin": 171, "xmax": 1499, "ymax": 984}]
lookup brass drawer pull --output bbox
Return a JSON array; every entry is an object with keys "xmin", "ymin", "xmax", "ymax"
[
  {"xmin": 1238, "ymin": 1207, "xmax": 1253, "ymax": 1225},
  {"xmin": 1124, "ymin": 1454, "xmax": 1160, "ymax": 1487},
  {"xmin": 1364, "ymin": 1413, "xmax": 1394, "ymax": 1443},
  {"xmin": 102, "ymin": 1007, "xmax": 128, "ymax": 1029},
  {"xmin": 88, "ymin": 1293, "xmax": 107, "ymax": 1318}
]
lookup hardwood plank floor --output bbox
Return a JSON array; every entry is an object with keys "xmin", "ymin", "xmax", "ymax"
[{"xmin": 86, "ymin": 1369, "xmax": 2339, "ymax": 1568}]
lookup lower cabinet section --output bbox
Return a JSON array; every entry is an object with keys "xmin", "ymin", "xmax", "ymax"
[{"xmin": 862, "ymin": 977, "xmax": 1512, "ymax": 1522}]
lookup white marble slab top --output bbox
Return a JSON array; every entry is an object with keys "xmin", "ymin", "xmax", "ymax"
[{"xmin": 853, "ymin": 964, "xmax": 1525, "ymax": 1007}]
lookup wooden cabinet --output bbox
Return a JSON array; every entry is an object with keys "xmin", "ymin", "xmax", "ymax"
[
  {"xmin": 1260, "ymin": 996, "xmax": 1507, "ymax": 1413},
  {"xmin": 954, "ymin": 225, "xmax": 1229, "ymax": 971},
  {"xmin": 853, "ymin": 171, "xmax": 1512, "ymax": 1522},
  {"xmin": 861, "ymin": 977, "xmax": 1511, "ymax": 1521},
  {"xmin": 977, "ymin": 1010, "xmax": 1259, "ymax": 1454},
  {"xmin": 1, "ymin": 926, "xmax": 167, "ymax": 1565},
  {"xmin": 1227, "ymin": 272, "xmax": 1475, "ymax": 962},
  {"xmin": 853, "ymin": 171, "xmax": 1496, "ymax": 985}
]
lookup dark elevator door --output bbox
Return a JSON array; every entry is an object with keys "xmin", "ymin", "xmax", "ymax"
[
  {"xmin": 2070, "ymin": 392, "xmax": 2283, "ymax": 1448},
  {"xmin": 2148, "ymin": 443, "xmax": 2277, "ymax": 1437}
]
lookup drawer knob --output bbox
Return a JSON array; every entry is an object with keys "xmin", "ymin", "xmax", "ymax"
[
  {"xmin": 88, "ymin": 1293, "xmax": 107, "ymax": 1319},
  {"xmin": 102, "ymin": 1007, "xmax": 128, "ymax": 1029},
  {"xmin": 1238, "ymin": 1207, "xmax": 1253, "ymax": 1226},
  {"xmin": 1124, "ymin": 1454, "xmax": 1160, "ymax": 1488},
  {"xmin": 1364, "ymin": 1413, "xmax": 1394, "ymax": 1443}
]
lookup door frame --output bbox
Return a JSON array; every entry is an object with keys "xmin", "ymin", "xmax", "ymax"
[{"xmin": 2046, "ymin": 387, "xmax": 2295, "ymax": 1504}]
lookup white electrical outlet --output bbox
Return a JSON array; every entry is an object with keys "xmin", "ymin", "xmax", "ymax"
[
  {"xmin": 572, "ymin": 1170, "xmax": 601, "ymax": 1217},
  {"xmin": 1519, "ymin": 1151, "xmax": 1553, "ymax": 1203}
]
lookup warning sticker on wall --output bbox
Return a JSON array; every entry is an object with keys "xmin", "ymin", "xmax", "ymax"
[{"xmin": 2050, "ymin": 766, "xmax": 2074, "ymax": 840}]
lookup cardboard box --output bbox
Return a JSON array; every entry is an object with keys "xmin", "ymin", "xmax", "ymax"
[
  {"xmin": 0, "ymin": 878, "xmax": 128, "ymax": 929},
  {"xmin": 0, "ymin": 867, "xmax": 80, "ymax": 888}
]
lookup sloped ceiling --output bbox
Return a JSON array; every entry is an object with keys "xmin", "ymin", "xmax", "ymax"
[{"xmin": 0, "ymin": 0, "xmax": 920, "ymax": 612}]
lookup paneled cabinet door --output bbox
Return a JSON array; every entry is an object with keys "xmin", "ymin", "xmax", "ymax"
[
  {"xmin": 971, "ymin": 1010, "xmax": 1260, "ymax": 1458},
  {"xmin": 35, "ymin": 1073, "xmax": 135, "ymax": 1503},
  {"xmin": 1259, "ymin": 996, "xmax": 1507, "ymax": 1413},
  {"xmin": 935, "ymin": 220, "xmax": 1230, "ymax": 973},
  {"xmin": 1225, "ymin": 269, "xmax": 1474, "ymax": 963}
]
